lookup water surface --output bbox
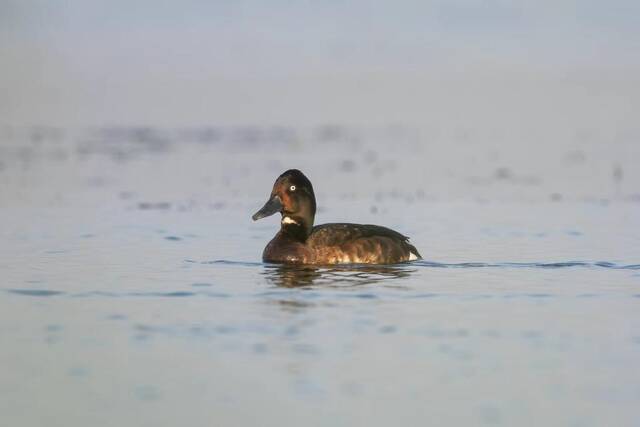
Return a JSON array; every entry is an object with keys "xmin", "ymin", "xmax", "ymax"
[{"xmin": 1, "ymin": 127, "xmax": 639, "ymax": 426}]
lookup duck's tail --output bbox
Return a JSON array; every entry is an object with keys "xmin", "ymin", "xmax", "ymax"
[{"xmin": 406, "ymin": 242, "xmax": 422, "ymax": 261}]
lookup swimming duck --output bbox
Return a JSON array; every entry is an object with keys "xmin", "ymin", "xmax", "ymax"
[{"xmin": 252, "ymin": 169, "xmax": 421, "ymax": 264}]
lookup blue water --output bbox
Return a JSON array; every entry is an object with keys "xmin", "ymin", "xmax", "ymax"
[{"xmin": 1, "ymin": 127, "xmax": 639, "ymax": 426}]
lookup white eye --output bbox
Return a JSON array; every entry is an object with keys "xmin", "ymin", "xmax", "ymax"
[{"xmin": 289, "ymin": 185, "xmax": 296, "ymax": 191}]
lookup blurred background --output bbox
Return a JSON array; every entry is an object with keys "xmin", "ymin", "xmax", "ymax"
[
  {"xmin": 1, "ymin": 0, "xmax": 639, "ymax": 128},
  {"xmin": 1, "ymin": 0, "xmax": 639, "ymax": 203}
]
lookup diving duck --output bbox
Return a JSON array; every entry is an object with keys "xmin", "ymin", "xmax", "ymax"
[{"xmin": 252, "ymin": 169, "xmax": 421, "ymax": 264}]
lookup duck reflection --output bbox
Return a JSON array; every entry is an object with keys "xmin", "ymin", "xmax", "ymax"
[{"xmin": 262, "ymin": 263, "xmax": 416, "ymax": 288}]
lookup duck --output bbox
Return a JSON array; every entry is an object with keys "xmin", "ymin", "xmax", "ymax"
[{"xmin": 252, "ymin": 169, "xmax": 421, "ymax": 264}]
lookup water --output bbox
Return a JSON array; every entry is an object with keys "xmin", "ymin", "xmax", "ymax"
[{"xmin": 1, "ymin": 126, "xmax": 639, "ymax": 426}]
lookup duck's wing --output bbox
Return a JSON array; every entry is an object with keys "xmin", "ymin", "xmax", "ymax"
[
  {"xmin": 309, "ymin": 223, "xmax": 407, "ymax": 244},
  {"xmin": 308, "ymin": 223, "xmax": 421, "ymax": 263}
]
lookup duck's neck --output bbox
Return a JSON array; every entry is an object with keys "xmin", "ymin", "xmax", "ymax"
[{"xmin": 280, "ymin": 215, "xmax": 312, "ymax": 242}]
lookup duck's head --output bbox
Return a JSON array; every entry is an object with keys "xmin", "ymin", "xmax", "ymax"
[{"xmin": 252, "ymin": 169, "xmax": 316, "ymax": 239}]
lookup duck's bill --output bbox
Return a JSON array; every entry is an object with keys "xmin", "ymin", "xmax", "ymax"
[{"xmin": 252, "ymin": 195, "xmax": 282, "ymax": 221}]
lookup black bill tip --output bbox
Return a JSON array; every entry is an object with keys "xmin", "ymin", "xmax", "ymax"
[{"xmin": 252, "ymin": 195, "xmax": 282, "ymax": 221}]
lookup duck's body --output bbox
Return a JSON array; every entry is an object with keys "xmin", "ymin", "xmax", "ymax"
[
  {"xmin": 263, "ymin": 223, "xmax": 420, "ymax": 264},
  {"xmin": 252, "ymin": 170, "xmax": 421, "ymax": 265}
]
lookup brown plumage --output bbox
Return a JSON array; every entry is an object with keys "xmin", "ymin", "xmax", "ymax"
[{"xmin": 252, "ymin": 169, "xmax": 421, "ymax": 265}]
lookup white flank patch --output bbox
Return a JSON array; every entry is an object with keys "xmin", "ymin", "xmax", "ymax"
[
  {"xmin": 281, "ymin": 216, "xmax": 299, "ymax": 225},
  {"xmin": 409, "ymin": 252, "xmax": 419, "ymax": 261}
]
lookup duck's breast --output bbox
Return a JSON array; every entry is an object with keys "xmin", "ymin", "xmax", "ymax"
[{"xmin": 262, "ymin": 234, "xmax": 313, "ymax": 264}]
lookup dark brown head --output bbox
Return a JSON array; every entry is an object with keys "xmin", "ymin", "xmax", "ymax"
[{"xmin": 252, "ymin": 169, "xmax": 316, "ymax": 240}]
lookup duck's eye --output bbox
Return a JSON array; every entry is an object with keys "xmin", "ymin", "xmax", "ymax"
[{"xmin": 289, "ymin": 185, "xmax": 296, "ymax": 192}]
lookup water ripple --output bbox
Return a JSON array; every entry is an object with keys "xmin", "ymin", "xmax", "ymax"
[
  {"xmin": 415, "ymin": 261, "xmax": 640, "ymax": 270},
  {"xmin": 195, "ymin": 260, "xmax": 264, "ymax": 267},
  {"xmin": 198, "ymin": 259, "xmax": 640, "ymax": 270},
  {"xmin": 4, "ymin": 260, "xmax": 637, "ymax": 298},
  {"xmin": 4, "ymin": 289, "xmax": 231, "ymax": 298},
  {"xmin": 7, "ymin": 289, "xmax": 65, "ymax": 297}
]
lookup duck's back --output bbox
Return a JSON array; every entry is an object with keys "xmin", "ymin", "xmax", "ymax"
[{"xmin": 307, "ymin": 223, "xmax": 421, "ymax": 264}]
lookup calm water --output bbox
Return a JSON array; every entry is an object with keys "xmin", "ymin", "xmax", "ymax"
[{"xmin": 1, "ymin": 127, "xmax": 639, "ymax": 426}]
